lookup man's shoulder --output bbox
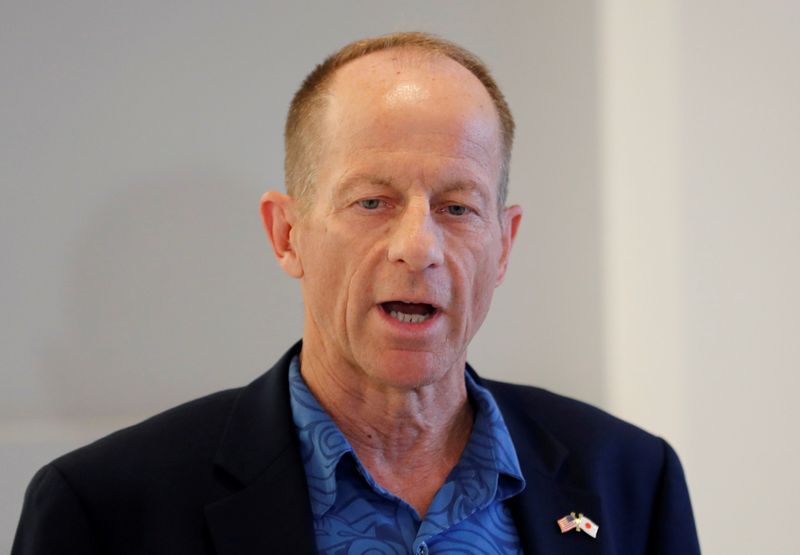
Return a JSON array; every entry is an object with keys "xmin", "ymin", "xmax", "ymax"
[
  {"xmin": 481, "ymin": 377, "xmax": 667, "ymax": 466},
  {"xmin": 475, "ymin": 379, "xmax": 698, "ymax": 553},
  {"xmin": 47, "ymin": 343, "xmax": 301, "ymax": 488},
  {"xmin": 51, "ymin": 386, "xmax": 244, "ymax": 486},
  {"xmin": 14, "ymin": 350, "xmax": 306, "ymax": 553},
  {"xmin": 483, "ymin": 377, "xmax": 653, "ymax": 431},
  {"xmin": 15, "ymin": 384, "xmax": 254, "ymax": 551}
]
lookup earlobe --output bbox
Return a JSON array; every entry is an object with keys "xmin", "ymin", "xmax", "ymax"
[
  {"xmin": 260, "ymin": 191, "xmax": 304, "ymax": 278},
  {"xmin": 495, "ymin": 204, "xmax": 522, "ymax": 287}
]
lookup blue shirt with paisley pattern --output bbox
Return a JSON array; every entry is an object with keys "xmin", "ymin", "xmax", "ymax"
[{"xmin": 288, "ymin": 356, "xmax": 526, "ymax": 554}]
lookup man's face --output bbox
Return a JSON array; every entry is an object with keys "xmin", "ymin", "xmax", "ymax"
[{"xmin": 281, "ymin": 51, "xmax": 520, "ymax": 390}]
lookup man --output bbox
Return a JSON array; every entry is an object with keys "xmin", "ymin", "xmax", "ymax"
[{"xmin": 14, "ymin": 33, "xmax": 700, "ymax": 554}]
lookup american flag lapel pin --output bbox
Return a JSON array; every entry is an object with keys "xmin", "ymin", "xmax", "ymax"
[{"xmin": 557, "ymin": 512, "xmax": 578, "ymax": 533}]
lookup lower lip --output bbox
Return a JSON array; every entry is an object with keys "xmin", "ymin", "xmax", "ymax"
[{"xmin": 376, "ymin": 305, "xmax": 442, "ymax": 333}]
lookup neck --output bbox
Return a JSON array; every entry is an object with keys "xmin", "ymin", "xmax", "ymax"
[{"xmin": 299, "ymin": 343, "xmax": 474, "ymax": 517}]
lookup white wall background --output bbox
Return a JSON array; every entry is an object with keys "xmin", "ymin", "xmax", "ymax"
[
  {"xmin": 1, "ymin": 1, "xmax": 797, "ymax": 552},
  {"xmin": 601, "ymin": 2, "xmax": 800, "ymax": 553}
]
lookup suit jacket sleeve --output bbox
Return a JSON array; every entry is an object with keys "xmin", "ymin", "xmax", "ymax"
[
  {"xmin": 648, "ymin": 439, "xmax": 701, "ymax": 554},
  {"xmin": 12, "ymin": 464, "xmax": 101, "ymax": 555}
]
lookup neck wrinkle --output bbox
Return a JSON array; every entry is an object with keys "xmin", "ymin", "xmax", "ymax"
[{"xmin": 298, "ymin": 343, "xmax": 474, "ymax": 473}]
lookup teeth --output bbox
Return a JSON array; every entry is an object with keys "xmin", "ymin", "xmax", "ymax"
[{"xmin": 389, "ymin": 310, "xmax": 431, "ymax": 324}]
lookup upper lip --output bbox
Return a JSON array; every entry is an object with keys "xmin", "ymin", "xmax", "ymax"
[{"xmin": 377, "ymin": 298, "xmax": 442, "ymax": 310}]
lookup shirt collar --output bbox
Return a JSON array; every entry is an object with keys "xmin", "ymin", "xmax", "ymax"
[
  {"xmin": 462, "ymin": 371, "xmax": 526, "ymax": 501},
  {"xmin": 288, "ymin": 356, "xmax": 525, "ymax": 519},
  {"xmin": 288, "ymin": 356, "xmax": 353, "ymax": 518}
]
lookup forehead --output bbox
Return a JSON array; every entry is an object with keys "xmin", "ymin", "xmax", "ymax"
[
  {"xmin": 318, "ymin": 49, "xmax": 503, "ymax": 190},
  {"xmin": 331, "ymin": 48, "xmax": 487, "ymax": 95},
  {"xmin": 327, "ymin": 48, "xmax": 499, "ymax": 129}
]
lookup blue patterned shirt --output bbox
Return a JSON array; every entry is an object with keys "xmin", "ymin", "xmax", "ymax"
[{"xmin": 288, "ymin": 357, "xmax": 526, "ymax": 554}]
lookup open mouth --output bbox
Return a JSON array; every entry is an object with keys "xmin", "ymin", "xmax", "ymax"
[{"xmin": 380, "ymin": 301, "xmax": 438, "ymax": 324}]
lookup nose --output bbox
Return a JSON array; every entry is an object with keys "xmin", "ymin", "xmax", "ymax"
[{"xmin": 387, "ymin": 201, "xmax": 444, "ymax": 271}]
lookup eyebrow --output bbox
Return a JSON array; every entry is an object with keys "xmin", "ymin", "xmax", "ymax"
[
  {"xmin": 335, "ymin": 174, "xmax": 394, "ymax": 192},
  {"xmin": 439, "ymin": 181, "xmax": 490, "ymax": 202},
  {"xmin": 334, "ymin": 174, "xmax": 491, "ymax": 204}
]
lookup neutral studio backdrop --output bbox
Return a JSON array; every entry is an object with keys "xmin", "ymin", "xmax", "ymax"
[{"xmin": 2, "ymin": 1, "xmax": 798, "ymax": 552}]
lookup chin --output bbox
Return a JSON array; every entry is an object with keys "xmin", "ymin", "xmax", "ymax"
[{"xmin": 361, "ymin": 348, "xmax": 456, "ymax": 390}]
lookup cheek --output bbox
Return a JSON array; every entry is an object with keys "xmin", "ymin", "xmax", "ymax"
[
  {"xmin": 297, "ymin": 232, "xmax": 344, "ymax": 303},
  {"xmin": 465, "ymin": 246, "xmax": 503, "ymax": 308},
  {"xmin": 303, "ymin": 230, "xmax": 374, "ymax": 311}
]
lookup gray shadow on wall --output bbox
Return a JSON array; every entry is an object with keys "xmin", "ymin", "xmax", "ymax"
[
  {"xmin": 468, "ymin": 1, "xmax": 605, "ymax": 408},
  {"xmin": 39, "ymin": 174, "xmax": 303, "ymax": 420}
]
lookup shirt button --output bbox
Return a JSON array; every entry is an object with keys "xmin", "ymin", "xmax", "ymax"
[{"xmin": 416, "ymin": 542, "xmax": 428, "ymax": 555}]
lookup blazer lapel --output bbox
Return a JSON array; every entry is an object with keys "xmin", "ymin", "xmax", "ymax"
[
  {"xmin": 204, "ymin": 342, "xmax": 316, "ymax": 555},
  {"xmin": 510, "ymin": 468, "xmax": 606, "ymax": 554},
  {"xmin": 481, "ymin": 375, "xmax": 608, "ymax": 554}
]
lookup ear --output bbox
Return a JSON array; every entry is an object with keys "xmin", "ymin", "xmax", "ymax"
[
  {"xmin": 495, "ymin": 204, "xmax": 522, "ymax": 287},
  {"xmin": 260, "ymin": 191, "xmax": 303, "ymax": 278}
]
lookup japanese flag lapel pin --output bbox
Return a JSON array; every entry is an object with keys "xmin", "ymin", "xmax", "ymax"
[{"xmin": 577, "ymin": 513, "xmax": 599, "ymax": 538}]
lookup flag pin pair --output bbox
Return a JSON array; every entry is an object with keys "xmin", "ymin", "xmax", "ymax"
[{"xmin": 557, "ymin": 512, "xmax": 599, "ymax": 539}]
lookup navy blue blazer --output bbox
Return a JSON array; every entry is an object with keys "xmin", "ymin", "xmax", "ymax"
[{"xmin": 13, "ymin": 342, "xmax": 700, "ymax": 554}]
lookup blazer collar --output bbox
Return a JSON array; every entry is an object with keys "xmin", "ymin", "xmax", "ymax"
[
  {"xmin": 205, "ymin": 340, "xmax": 316, "ymax": 554},
  {"xmin": 468, "ymin": 366, "xmax": 569, "ymax": 479},
  {"xmin": 212, "ymin": 341, "xmax": 303, "ymax": 484},
  {"xmin": 476, "ymin": 370, "xmax": 606, "ymax": 553}
]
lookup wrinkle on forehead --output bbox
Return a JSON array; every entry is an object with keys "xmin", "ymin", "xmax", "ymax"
[{"xmin": 350, "ymin": 138, "xmax": 497, "ymax": 176}]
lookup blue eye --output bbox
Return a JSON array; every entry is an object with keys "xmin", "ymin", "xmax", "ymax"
[
  {"xmin": 446, "ymin": 205, "xmax": 468, "ymax": 216},
  {"xmin": 359, "ymin": 199, "xmax": 381, "ymax": 209}
]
